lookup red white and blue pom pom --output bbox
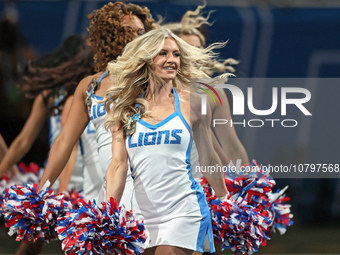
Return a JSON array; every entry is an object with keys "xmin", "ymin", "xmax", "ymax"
[
  {"xmin": 1, "ymin": 181, "xmax": 70, "ymax": 242},
  {"xmin": 57, "ymin": 197, "xmax": 147, "ymax": 255},
  {"xmin": 0, "ymin": 172, "xmax": 12, "ymax": 183},
  {"xmin": 200, "ymin": 169, "xmax": 275, "ymax": 212},
  {"xmin": 210, "ymin": 196, "xmax": 271, "ymax": 255},
  {"xmin": 18, "ymin": 162, "xmax": 40, "ymax": 175},
  {"xmin": 267, "ymin": 186, "xmax": 294, "ymax": 237},
  {"xmin": 0, "ymin": 175, "xmax": 11, "ymax": 214},
  {"xmin": 200, "ymin": 159, "xmax": 294, "ymax": 253},
  {"xmin": 17, "ymin": 162, "xmax": 44, "ymax": 184},
  {"xmin": 59, "ymin": 188, "xmax": 86, "ymax": 211}
]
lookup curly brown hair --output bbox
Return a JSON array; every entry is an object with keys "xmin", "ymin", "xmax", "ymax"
[{"xmin": 87, "ymin": 1, "xmax": 154, "ymax": 72}]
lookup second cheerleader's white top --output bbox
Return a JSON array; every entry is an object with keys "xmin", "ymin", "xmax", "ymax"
[
  {"xmin": 86, "ymin": 72, "xmax": 134, "ymax": 209},
  {"xmin": 126, "ymin": 88, "xmax": 214, "ymax": 253},
  {"xmin": 87, "ymin": 92, "xmax": 111, "ymax": 176}
]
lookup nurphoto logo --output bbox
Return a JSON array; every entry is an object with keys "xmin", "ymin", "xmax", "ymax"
[{"xmin": 197, "ymin": 81, "xmax": 312, "ymax": 128}]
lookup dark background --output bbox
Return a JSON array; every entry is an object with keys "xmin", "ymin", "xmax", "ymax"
[{"xmin": 1, "ymin": 0, "xmax": 340, "ymax": 253}]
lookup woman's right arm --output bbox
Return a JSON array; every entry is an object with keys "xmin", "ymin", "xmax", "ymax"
[
  {"xmin": 57, "ymin": 95, "xmax": 80, "ymax": 193},
  {"xmin": 0, "ymin": 93, "xmax": 47, "ymax": 177},
  {"xmin": 38, "ymin": 77, "xmax": 92, "ymax": 191},
  {"xmin": 105, "ymin": 125, "xmax": 128, "ymax": 204}
]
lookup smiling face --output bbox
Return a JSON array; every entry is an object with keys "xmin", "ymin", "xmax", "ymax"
[
  {"xmin": 120, "ymin": 14, "xmax": 145, "ymax": 39},
  {"xmin": 151, "ymin": 38, "xmax": 180, "ymax": 83}
]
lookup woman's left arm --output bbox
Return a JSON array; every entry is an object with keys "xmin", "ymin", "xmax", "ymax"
[{"xmin": 211, "ymin": 89, "xmax": 249, "ymax": 165}]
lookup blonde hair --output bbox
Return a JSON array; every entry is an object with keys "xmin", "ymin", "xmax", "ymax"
[
  {"xmin": 103, "ymin": 28, "xmax": 230, "ymax": 130},
  {"xmin": 162, "ymin": 0, "xmax": 239, "ymax": 76},
  {"xmin": 161, "ymin": 1, "xmax": 211, "ymax": 47}
]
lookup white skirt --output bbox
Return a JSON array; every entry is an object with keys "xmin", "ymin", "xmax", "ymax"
[{"xmin": 131, "ymin": 181, "xmax": 215, "ymax": 253}]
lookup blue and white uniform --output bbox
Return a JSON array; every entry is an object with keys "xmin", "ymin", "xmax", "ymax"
[
  {"xmin": 79, "ymin": 121, "xmax": 103, "ymax": 200},
  {"xmin": 126, "ymin": 88, "xmax": 214, "ymax": 253},
  {"xmin": 86, "ymin": 72, "xmax": 134, "ymax": 209}
]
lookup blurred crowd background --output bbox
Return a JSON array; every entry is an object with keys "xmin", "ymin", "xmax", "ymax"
[{"xmin": 0, "ymin": 0, "xmax": 340, "ymax": 253}]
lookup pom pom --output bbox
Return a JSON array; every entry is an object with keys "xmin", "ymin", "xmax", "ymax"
[
  {"xmin": 267, "ymin": 186, "xmax": 294, "ymax": 236},
  {"xmin": 0, "ymin": 172, "xmax": 12, "ymax": 183},
  {"xmin": 18, "ymin": 162, "xmax": 40, "ymax": 175},
  {"xmin": 0, "ymin": 176, "xmax": 13, "ymax": 213},
  {"xmin": 16, "ymin": 162, "xmax": 44, "ymax": 184},
  {"xmin": 0, "ymin": 176, "xmax": 16, "ymax": 216},
  {"xmin": 60, "ymin": 188, "xmax": 86, "ymax": 210},
  {"xmin": 211, "ymin": 196, "xmax": 271, "ymax": 255},
  {"xmin": 57, "ymin": 197, "xmax": 147, "ymax": 255},
  {"xmin": 200, "ymin": 159, "xmax": 294, "ymax": 253},
  {"xmin": 1, "ymin": 182, "xmax": 70, "ymax": 242}
]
